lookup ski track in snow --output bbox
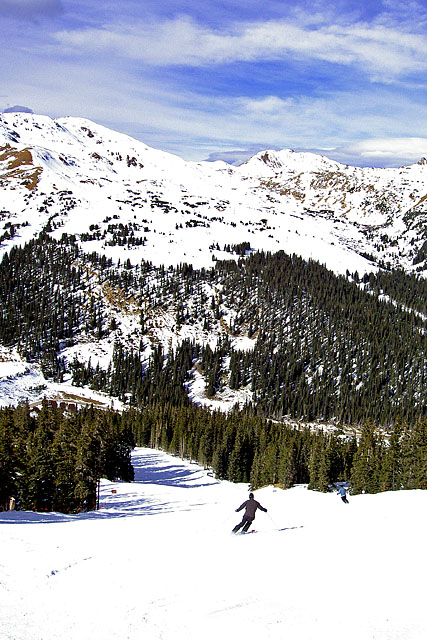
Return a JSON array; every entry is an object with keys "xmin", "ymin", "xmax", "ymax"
[{"xmin": 0, "ymin": 447, "xmax": 426, "ymax": 640}]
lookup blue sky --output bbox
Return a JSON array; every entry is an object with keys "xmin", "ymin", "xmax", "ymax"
[{"xmin": 3, "ymin": 0, "xmax": 427, "ymax": 166}]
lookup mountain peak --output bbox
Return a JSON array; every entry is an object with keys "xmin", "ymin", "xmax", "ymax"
[{"xmin": 237, "ymin": 147, "xmax": 343, "ymax": 179}]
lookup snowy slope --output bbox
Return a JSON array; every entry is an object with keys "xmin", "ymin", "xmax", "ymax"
[
  {"xmin": 3, "ymin": 112, "xmax": 427, "ymax": 411},
  {"xmin": 2, "ymin": 112, "xmax": 427, "ymax": 276},
  {"xmin": 1, "ymin": 447, "xmax": 426, "ymax": 640},
  {"xmin": 0, "ymin": 343, "xmax": 125, "ymax": 411}
]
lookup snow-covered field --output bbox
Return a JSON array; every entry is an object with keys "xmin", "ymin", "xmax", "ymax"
[{"xmin": 1, "ymin": 448, "xmax": 426, "ymax": 640}]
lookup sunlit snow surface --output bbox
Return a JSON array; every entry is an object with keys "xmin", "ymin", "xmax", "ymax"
[{"xmin": 1, "ymin": 447, "xmax": 426, "ymax": 640}]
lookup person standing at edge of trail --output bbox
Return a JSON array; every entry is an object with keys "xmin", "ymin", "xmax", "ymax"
[
  {"xmin": 337, "ymin": 485, "xmax": 349, "ymax": 504},
  {"xmin": 232, "ymin": 492, "xmax": 267, "ymax": 534}
]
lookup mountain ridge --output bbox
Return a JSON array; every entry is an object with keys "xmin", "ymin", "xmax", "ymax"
[{"xmin": 2, "ymin": 112, "xmax": 427, "ymax": 276}]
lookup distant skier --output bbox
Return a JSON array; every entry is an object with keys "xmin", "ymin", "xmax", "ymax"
[
  {"xmin": 232, "ymin": 492, "xmax": 267, "ymax": 533},
  {"xmin": 337, "ymin": 485, "xmax": 349, "ymax": 504}
]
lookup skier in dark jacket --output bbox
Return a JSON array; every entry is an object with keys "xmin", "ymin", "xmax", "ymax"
[{"xmin": 232, "ymin": 492, "xmax": 267, "ymax": 533}]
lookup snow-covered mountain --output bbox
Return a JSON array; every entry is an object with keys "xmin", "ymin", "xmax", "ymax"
[
  {"xmin": 2, "ymin": 112, "xmax": 427, "ymax": 276},
  {"xmin": 2, "ymin": 112, "xmax": 427, "ymax": 414}
]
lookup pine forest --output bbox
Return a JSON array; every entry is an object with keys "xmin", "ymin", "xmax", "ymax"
[{"xmin": 1, "ymin": 232, "xmax": 427, "ymax": 511}]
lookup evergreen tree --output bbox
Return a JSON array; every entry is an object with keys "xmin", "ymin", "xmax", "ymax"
[
  {"xmin": 74, "ymin": 413, "xmax": 104, "ymax": 511},
  {"xmin": 0, "ymin": 409, "xmax": 18, "ymax": 509},
  {"xmin": 277, "ymin": 439, "xmax": 297, "ymax": 488},
  {"xmin": 401, "ymin": 418, "xmax": 427, "ymax": 489},
  {"xmin": 380, "ymin": 420, "xmax": 404, "ymax": 491},
  {"xmin": 52, "ymin": 415, "xmax": 81, "ymax": 512},
  {"xmin": 351, "ymin": 421, "xmax": 383, "ymax": 494},
  {"xmin": 23, "ymin": 400, "xmax": 58, "ymax": 511},
  {"xmin": 308, "ymin": 435, "xmax": 329, "ymax": 492}
]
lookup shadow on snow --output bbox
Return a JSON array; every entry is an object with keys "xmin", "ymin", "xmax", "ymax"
[
  {"xmin": 0, "ymin": 449, "xmax": 218, "ymax": 525},
  {"xmin": 131, "ymin": 450, "xmax": 219, "ymax": 489}
]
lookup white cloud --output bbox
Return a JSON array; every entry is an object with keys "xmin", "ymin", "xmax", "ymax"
[
  {"xmin": 53, "ymin": 14, "xmax": 427, "ymax": 79},
  {"xmin": 239, "ymin": 96, "xmax": 295, "ymax": 116},
  {"xmin": 3, "ymin": 11, "xmax": 427, "ymax": 167},
  {"xmin": 337, "ymin": 137, "xmax": 427, "ymax": 162}
]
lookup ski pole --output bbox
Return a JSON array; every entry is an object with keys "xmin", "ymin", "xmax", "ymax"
[{"xmin": 267, "ymin": 512, "xmax": 280, "ymax": 529}]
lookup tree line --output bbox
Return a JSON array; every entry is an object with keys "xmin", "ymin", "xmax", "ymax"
[
  {"xmin": 129, "ymin": 402, "xmax": 427, "ymax": 493},
  {"xmin": 0, "ymin": 401, "xmax": 134, "ymax": 513},
  {"xmin": 1, "ymin": 400, "xmax": 425, "ymax": 514}
]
